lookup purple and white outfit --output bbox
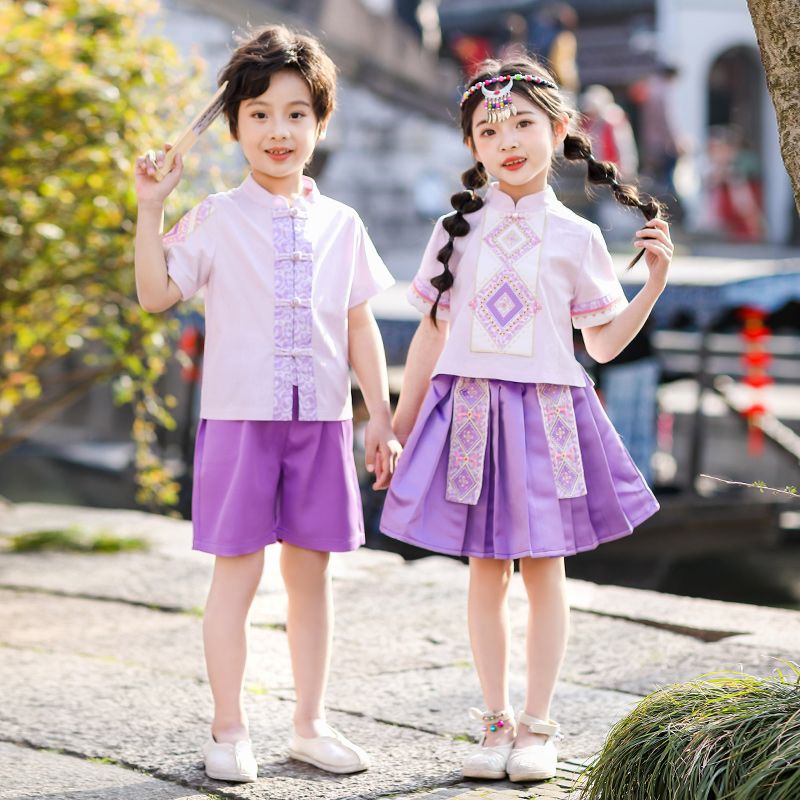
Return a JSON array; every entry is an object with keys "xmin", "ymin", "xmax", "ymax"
[
  {"xmin": 165, "ymin": 174, "xmax": 394, "ymax": 556},
  {"xmin": 380, "ymin": 183, "xmax": 658, "ymax": 559}
]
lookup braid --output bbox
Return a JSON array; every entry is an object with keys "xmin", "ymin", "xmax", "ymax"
[
  {"xmin": 563, "ymin": 132, "xmax": 664, "ymax": 268},
  {"xmin": 429, "ymin": 162, "xmax": 488, "ymax": 324}
]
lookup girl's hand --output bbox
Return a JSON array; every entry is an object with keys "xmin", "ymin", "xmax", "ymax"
[
  {"xmin": 634, "ymin": 218, "xmax": 673, "ymax": 289},
  {"xmin": 135, "ymin": 144, "xmax": 183, "ymax": 206},
  {"xmin": 364, "ymin": 418, "xmax": 402, "ymax": 490}
]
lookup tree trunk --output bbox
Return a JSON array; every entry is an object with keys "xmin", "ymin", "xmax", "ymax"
[{"xmin": 747, "ymin": 0, "xmax": 800, "ymax": 212}]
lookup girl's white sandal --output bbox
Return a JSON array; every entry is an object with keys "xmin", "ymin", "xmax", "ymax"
[
  {"xmin": 462, "ymin": 707, "xmax": 516, "ymax": 780},
  {"xmin": 506, "ymin": 712, "xmax": 561, "ymax": 782}
]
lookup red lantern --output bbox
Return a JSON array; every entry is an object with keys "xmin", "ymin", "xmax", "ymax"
[{"xmin": 738, "ymin": 307, "xmax": 771, "ymax": 455}]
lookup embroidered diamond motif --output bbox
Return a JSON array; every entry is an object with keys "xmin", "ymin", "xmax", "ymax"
[
  {"xmin": 470, "ymin": 268, "xmax": 542, "ymax": 349},
  {"xmin": 459, "ymin": 378, "xmax": 486, "ymax": 406},
  {"xmin": 550, "ymin": 417, "xmax": 572, "ymax": 450},
  {"xmin": 484, "ymin": 215, "xmax": 540, "ymax": 265},
  {"xmin": 457, "ymin": 420, "xmax": 481, "ymax": 451},
  {"xmin": 451, "ymin": 466, "xmax": 477, "ymax": 496},
  {"xmin": 488, "ymin": 284, "xmax": 523, "ymax": 326},
  {"xmin": 556, "ymin": 462, "xmax": 580, "ymax": 495}
]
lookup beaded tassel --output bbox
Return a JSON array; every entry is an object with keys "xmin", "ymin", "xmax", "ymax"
[{"xmin": 481, "ymin": 77, "xmax": 517, "ymax": 124}]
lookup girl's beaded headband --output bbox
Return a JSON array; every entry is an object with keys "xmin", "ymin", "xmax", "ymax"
[{"xmin": 460, "ymin": 73, "xmax": 558, "ymax": 124}]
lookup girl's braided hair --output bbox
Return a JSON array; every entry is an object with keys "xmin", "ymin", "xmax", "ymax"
[{"xmin": 428, "ymin": 56, "xmax": 664, "ymax": 324}]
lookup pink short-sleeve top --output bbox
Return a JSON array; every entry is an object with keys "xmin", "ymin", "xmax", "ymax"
[
  {"xmin": 408, "ymin": 183, "xmax": 629, "ymax": 386},
  {"xmin": 164, "ymin": 174, "xmax": 394, "ymax": 421}
]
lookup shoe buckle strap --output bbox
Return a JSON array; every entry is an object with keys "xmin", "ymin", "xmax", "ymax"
[{"xmin": 517, "ymin": 712, "xmax": 559, "ymax": 737}]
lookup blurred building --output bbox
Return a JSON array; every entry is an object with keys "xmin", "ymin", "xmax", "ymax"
[
  {"xmin": 438, "ymin": 0, "xmax": 794, "ymax": 246},
  {"xmin": 655, "ymin": 0, "xmax": 792, "ymax": 246}
]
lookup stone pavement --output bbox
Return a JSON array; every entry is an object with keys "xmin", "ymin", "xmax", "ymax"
[{"xmin": 1, "ymin": 502, "xmax": 799, "ymax": 800}]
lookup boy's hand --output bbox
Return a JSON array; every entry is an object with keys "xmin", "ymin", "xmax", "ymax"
[
  {"xmin": 135, "ymin": 143, "xmax": 183, "ymax": 206},
  {"xmin": 364, "ymin": 417, "xmax": 402, "ymax": 490}
]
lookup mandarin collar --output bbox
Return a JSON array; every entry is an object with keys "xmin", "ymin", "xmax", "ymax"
[
  {"xmin": 239, "ymin": 173, "xmax": 320, "ymax": 208},
  {"xmin": 484, "ymin": 183, "xmax": 558, "ymax": 213}
]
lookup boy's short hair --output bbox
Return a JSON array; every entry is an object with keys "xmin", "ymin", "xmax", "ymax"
[{"xmin": 218, "ymin": 24, "xmax": 337, "ymax": 138}]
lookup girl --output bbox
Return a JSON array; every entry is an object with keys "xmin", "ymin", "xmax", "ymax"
[
  {"xmin": 135, "ymin": 25, "xmax": 400, "ymax": 783},
  {"xmin": 379, "ymin": 56, "xmax": 672, "ymax": 783}
]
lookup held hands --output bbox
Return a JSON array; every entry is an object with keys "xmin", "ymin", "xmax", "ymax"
[
  {"xmin": 633, "ymin": 218, "xmax": 673, "ymax": 289},
  {"xmin": 134, "ymin": 144, "xmax": 183, "ymax": 206},
  {"xmin": 364, "ymin": 416, "xmax": 403, "ymax": 490}
]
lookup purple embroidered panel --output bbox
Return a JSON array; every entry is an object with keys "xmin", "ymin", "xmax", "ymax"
[
  {"xmin": 162, "ymin": 198, "xmax": 214, "ymax": 246},
  {"xmin": 536, "ymin": 384, "xmax": 587, "ymax": 499},
  {"xmin": 272, "ymin": 207, "xmax": 317, "ymax": 420},
  {"xmin": 469, "ymin": 267, "xmax": 542, "ymax": 349},
  {"xmin": 446, "ymin": 377, "xmax": 490, "ymax": 505},
  {"xmin": 483, "ymin": 214, "xmax": 540, "ymax": 266},
  {"xmin": 296, "ymin": 356, "xmax": 317, "ymax": 420}
]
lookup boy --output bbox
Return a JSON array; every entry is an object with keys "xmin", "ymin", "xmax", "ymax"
[{"xmin": 135, "ymin": 25, "xmax": 400, "ymax": 782}]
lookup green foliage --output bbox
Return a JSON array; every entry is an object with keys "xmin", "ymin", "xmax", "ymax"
[
  {"xmin": 0, "ymin": 0, "xmax": 232, "ymax": 507},
  {"xmin": 7, "ymin": 526, "xmax": 149, "ymax": 552},
  {"xmin": 579, "ymin": 667, "xmax": 800, "ymax": 800}
]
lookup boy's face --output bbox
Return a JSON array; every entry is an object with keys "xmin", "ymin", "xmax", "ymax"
[{"xmin": 235, "ymin": 69, "xmax": 324, "ymax": 192}]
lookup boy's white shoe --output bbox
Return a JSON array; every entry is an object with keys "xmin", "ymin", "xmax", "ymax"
[
  {"xmin": 462, "ymin": 707, "xmax": 515, "ymax": 780},
  {"xmin": 506, "ymin": 713, "xmax": 560, "ymax": 782},
  {"xmin": 288, "ymin": 725, "xmax": 370, "ymax": 773},
  {"xmin": 202, "ymin": 737, "xmax": 258, "ymax": 782}
]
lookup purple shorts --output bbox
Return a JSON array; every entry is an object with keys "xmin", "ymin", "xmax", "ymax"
[{"xmin": 192, "ymin": 389, "xmax": 364, "ymax": 556}]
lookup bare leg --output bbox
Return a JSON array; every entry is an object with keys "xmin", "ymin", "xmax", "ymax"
[
  {"xmin": 468, "ymin": 557, "xmax": 516, "ymax": 746},
  {"xmin": 203, "ymin": 550, "xmax": 265, "ymax": 743},
  {"xmin": 517, "ymin": 556, "xmax": 569, "ymax": 747},
  {"xmin": 280, "ymin": 542, "xmax": 332, "ymax": 738}
]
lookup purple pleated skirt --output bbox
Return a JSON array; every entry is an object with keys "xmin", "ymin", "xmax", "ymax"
[{"xmin": 380, "ymin": 373, "xmax": 658, "ymax": 560}]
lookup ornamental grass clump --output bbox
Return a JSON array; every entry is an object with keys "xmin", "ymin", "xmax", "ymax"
[{"xmin": 580, "ymin": 668, "xmax": 800, "ymax": 800}]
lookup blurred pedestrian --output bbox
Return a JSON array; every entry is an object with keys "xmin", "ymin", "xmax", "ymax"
[
  {"xmin": 701, "ymin": 125, "xmax": 764, "ymax": 241},
  {"xmin": 499, "ymin": 13, "xmax": 529, "ymax": 60},
  {"xmin": 527, "ymin": 3, "xmax": 580, "ymax": 99},
  {"xmin": 635, "ymin": 63, "xmax": 681, "ymax": 198},
  {"xmin": 596, "ymin": 322, "xmax": 660, "ymax": 486},
  {"xmin": 580, "ymin": 84, "xmax": 638, "ymax": 179},
  {"xmin": 581, "ymin": 83, "xmax": 640, "ymax": 236},
  {"xmin": 451, "ymin": 30, "xmax": 494, "ymax": 76}
]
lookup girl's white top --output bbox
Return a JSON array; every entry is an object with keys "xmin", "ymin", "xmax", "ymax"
[
  {"xmin": 164, "ymin": 174, "xmax": 394, "ymax": 421},
  {"xmin": 409, "ymin": 183, "xmax": 629, "ymax": 386}
]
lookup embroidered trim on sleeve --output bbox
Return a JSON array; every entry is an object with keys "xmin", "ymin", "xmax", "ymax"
[
  {"xmin": 411, "ymin": 275, "xmax": 450, "ymax": 308},
  {"xmin": 570, "ymin": 293, "xmax": 624, "ymax": 320},
  {"xmin": 162, "ymin": 198, "xmax": 214, "ymax": 246}
]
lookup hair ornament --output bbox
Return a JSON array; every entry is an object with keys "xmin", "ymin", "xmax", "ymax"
[{"xmin": 460, "ymin": 73, "xmax": 558, "ymax": 124}]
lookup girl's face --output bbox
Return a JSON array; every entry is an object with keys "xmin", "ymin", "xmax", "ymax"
[
  {"xmin": 469, "ymin": 90, "xmax": 568, "ymax": 201},
  {"xmin": 235, "ymin": 69, "xmax": 325, "ymax": 195}
]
